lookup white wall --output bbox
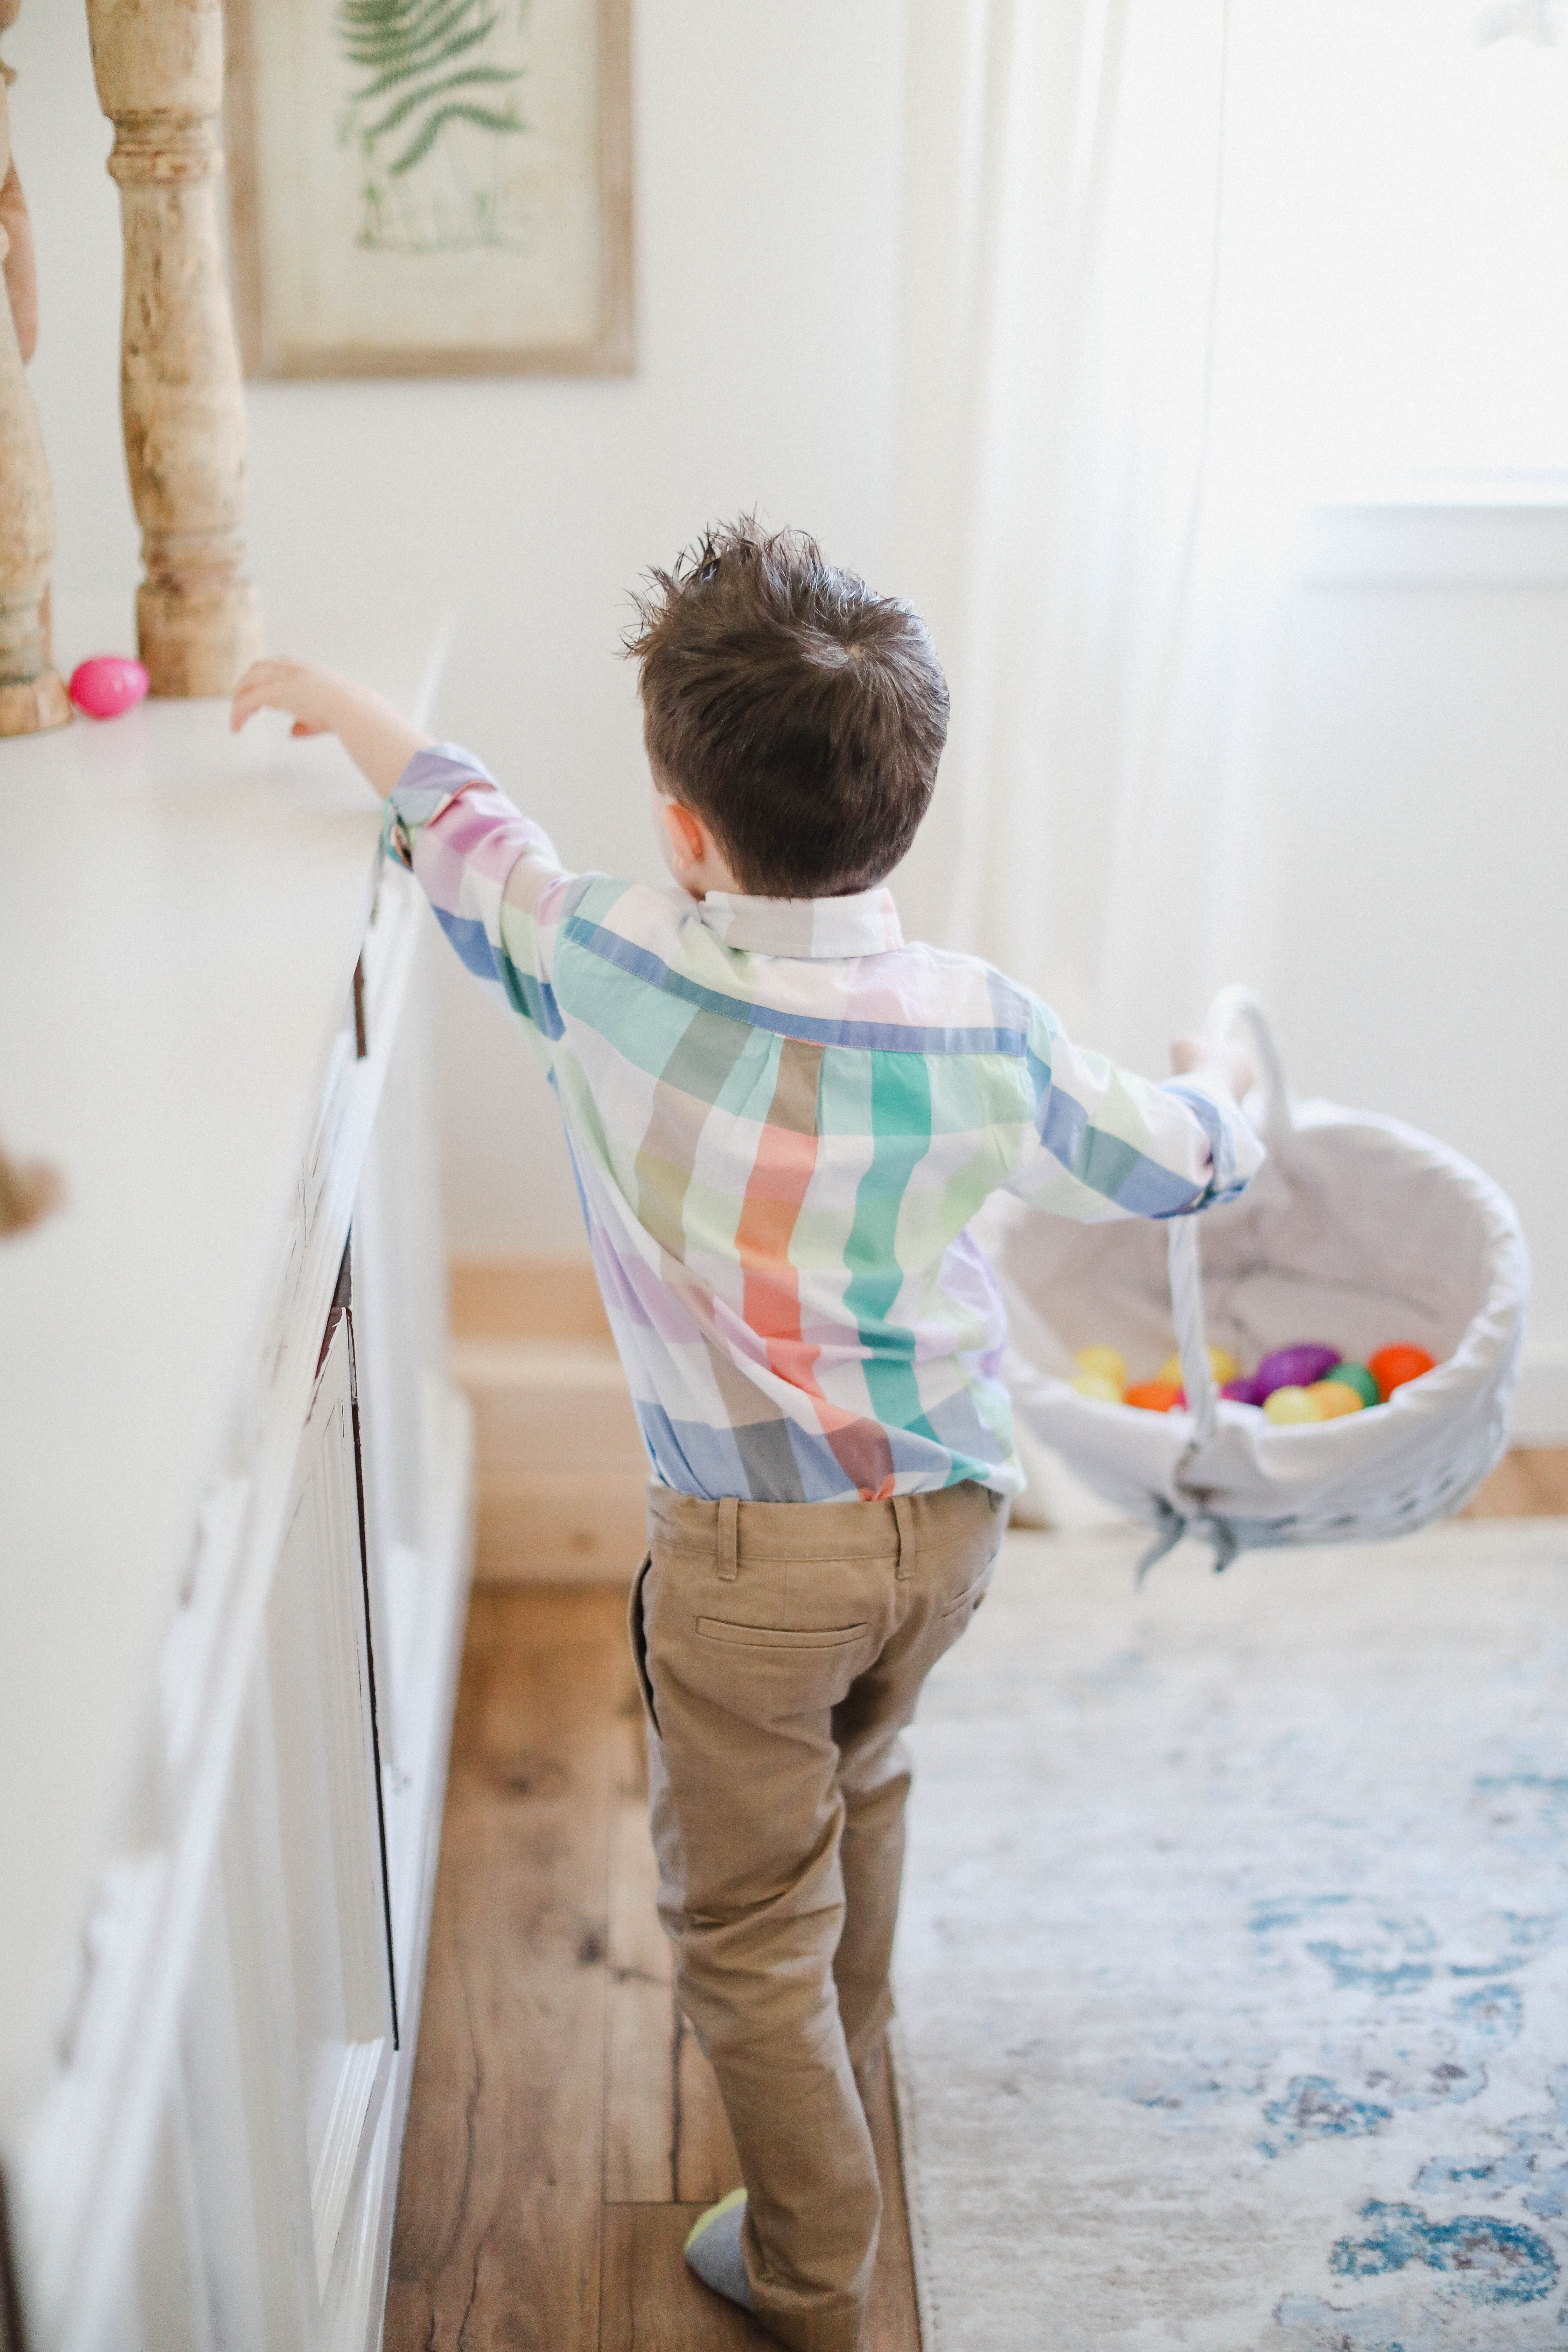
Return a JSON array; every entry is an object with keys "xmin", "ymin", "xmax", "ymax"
[
  {"xmin": 10, "ymin": 7, "xmax": 1566, "ymax": 1433},
  {"xmin": 12, "ymin": 0, "xmax": 908, "ymax": 1258},
  {"xmin": 1269, "ymin": 523, "xmax": 1568, "ymax": 1438}
]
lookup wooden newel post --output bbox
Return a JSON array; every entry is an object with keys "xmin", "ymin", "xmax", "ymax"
[
  {"xmin": 0, "ymin": 0, "xmax": 69, "ymax": 737},
  {"xmin": 86, "ymin": 0, "xmax": 262, "ymax": 697}
]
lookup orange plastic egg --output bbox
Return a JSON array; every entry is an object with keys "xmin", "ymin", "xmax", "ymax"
[
  {"xmin": 1307, "ymin": 1378, "xmax": 1362, "ymax": 1419},
  {"xmin": 1124, "ymin": 1380, "xmax": 1181, "ymax": 1413},
  {"xmin": 1368, "ymin": 1344, "xmax": 1436, "ymax": 1400}
]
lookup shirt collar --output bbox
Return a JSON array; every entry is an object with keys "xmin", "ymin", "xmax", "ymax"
[{"xmin": 695, "ymin": 886, "xmax": 905, "ymax": 959}]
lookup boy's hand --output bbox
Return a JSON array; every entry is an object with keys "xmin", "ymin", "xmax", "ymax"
[
  {"xmin": 231, "ymin": 657, "xmax": 353, "ymax": 740},
  {"xmin": 230, "ymin": 658, "xmax": 431, "ymax": 800},
  {"xmin": 1169, "ymin": 1034, "xmax": 1257, "ymax": 1103}
]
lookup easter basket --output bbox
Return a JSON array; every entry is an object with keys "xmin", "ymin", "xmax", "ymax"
[{"xmin": 973, "ymin": 988, "xmax": 1529, "ymax": 1573}]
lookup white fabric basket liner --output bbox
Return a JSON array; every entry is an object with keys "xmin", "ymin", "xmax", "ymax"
[{"xmin": 975, "ymin": 994, "xmax": 1529, "ymax": 1568}]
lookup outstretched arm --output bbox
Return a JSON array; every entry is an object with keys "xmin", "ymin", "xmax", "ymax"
[
  {"xmin": 230, "ymin": 658, "xmax": 431, "ymax": 800},
  {"xmin": 1004, "ymin": 1000, "xmax": 1264, "ymax": 1223}
]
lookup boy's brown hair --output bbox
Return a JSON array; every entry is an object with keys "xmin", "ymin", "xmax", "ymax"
[{"xmin": 626, "ymin": 518, "xmax": 949, "ymax": 898}]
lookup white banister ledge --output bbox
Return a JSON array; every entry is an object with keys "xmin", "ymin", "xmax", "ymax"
[{"xmin": 0, "ymin": 601, "xmax": 458, "ymax": 2351}]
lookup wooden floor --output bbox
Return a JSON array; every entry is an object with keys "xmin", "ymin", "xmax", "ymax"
[
  {"xmin": 385, "ymin": 1449, "xmax": 1568, "ymax": 2351},
  {"xmin": 1459, "ymin": 1446, "xmax": 1568, "ymax": 1517},
  {"xmin": 385, "ymin": 1584, "xmax": 920, "ymax": 2352}
]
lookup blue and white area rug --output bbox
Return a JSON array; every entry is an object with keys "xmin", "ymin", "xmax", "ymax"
[{"xmin": 892, "ymin": 1519, "xmax": 1568, "ymax": 2351}]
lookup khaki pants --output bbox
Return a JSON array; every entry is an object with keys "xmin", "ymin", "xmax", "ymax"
[{"xmin": 629, "ymin": 1480, "xmax": 1006, "ymax": 2352}]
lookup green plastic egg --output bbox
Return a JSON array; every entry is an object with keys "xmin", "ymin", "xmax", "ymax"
[{"xmin": 1323, "ymin": 1361, "xmax": 1379, "ymax": 1408}]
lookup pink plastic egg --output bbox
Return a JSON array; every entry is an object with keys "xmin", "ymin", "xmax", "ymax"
[
  {"xmin": 1222, "ymin": 1375, "xmax": 1261, "ymax": 1407},
  {"xmin": 1255, "ymin": 1344, "xmax": 1340, "ymax": 1401},
  {"xmin": 68, "ymin": 655, "xmax": 149, "ymax": 719}
]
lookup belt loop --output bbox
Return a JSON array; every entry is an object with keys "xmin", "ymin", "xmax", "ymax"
[
  {"xmin": 717, "ymin": 1494, "xmax": 740, "ymax": 1583},
  {"xmin": 891, "ymin": 1492, "xmax": 914, "ymax": 1580}
]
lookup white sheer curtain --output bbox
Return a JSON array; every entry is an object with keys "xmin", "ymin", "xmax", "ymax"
[{"xmin": 889, "ymin": 0, "xmax": 1298, "ymax": 1073}]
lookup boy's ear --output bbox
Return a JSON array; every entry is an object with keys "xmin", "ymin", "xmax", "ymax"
[{"xmin": 660, "ymin": 796, "xmax": 710, "ymax": 873}]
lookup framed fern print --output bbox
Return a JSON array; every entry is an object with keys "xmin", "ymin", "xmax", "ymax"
[{"xmin": 226, "ymin": 0, "xmax": 632, "ymax": 376}]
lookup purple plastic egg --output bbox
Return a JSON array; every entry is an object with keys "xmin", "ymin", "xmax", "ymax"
[
  {"xmin": 1255, "ymin": 1344, "xmax": 1340, "ymax": 1400},
  {"xmin": 1221, "ymin": 1375, "xmax": 1261, "ymax": 1407},
  {"xmin": 69, "ymin": 655, "xmax": 149, "ymax": 719}
]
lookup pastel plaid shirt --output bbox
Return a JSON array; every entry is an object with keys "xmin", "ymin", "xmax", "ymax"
[{"xmin": 386, "ymin": 746, "xmax": 1263, "ymax": 1504}]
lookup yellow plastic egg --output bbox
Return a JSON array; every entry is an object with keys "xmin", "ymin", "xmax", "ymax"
[
  {"xmin": 1157, "ymin": 1344, "xmax": 1240, "ymax": 1388},
  {"xmin": 1307, "ymin": 1378, "xmax": 1362, "ymax": 1420},
  {"xmin": 1075, "ymin": 1345, "xmax": 1127, "ymax": 1388},
  {"xmin": 1072, "ymin": 1372, "xmax": 1123, "ymax": 1402},
  {"xmin": 1262, "ymin": 1384, "xmax": 1323, "ymax": 1425}
]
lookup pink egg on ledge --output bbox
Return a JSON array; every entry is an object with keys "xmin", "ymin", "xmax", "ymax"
[{"xmin": 68, "ymin": 655, "xmax": 149, "ymax": 719}]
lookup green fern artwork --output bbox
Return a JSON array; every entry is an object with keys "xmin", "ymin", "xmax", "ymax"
[{"xmin": 336, "ymin": 0, "xmax": 531, "ymax": 253}]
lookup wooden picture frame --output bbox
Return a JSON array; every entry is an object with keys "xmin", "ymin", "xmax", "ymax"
[{"xmin": 225, "ymin": 0, "xmax": 633, "ymax": 378}]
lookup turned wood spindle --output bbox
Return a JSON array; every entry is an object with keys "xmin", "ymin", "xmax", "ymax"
[
  {"xmin": 0, "ymin": 1129, "xmax": 63, "ymax": 1236},
  {"xmin": 86, "ymin": 0, "xmax": 262, "ymax": 698},
  {"xmin": 0, "ymin": 0, "xmax": 69, "ymax": 738}
]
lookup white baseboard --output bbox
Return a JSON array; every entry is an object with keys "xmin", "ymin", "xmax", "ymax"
[{"xmin": 1510, "ymin": 1343, "xmax": 1568, "ymax": 1446}]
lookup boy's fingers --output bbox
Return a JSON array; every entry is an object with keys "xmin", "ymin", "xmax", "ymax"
[
  {"xmin": 231, "ymin": 659, "xmax": 338, "ymax": 742},
  {"xmin": 232, "ymin": 685, "xmax": 288, "ymax": 732},
  {"xmin": 231, "ymin": 663, "xmax": 300, "ymax": 726}
]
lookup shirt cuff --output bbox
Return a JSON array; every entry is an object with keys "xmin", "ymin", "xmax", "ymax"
[
  {"xmin": 1160, "ymin": 1075, "xmax": 1266, "ymax": 1209},
  {"xmin": 382, "ymin": 742, "xmax": 497, "ymax": 869}
]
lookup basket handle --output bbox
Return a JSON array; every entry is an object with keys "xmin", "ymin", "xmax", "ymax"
[
  {"xmin": 1169, "ymin": 1217, "xmax": 1218, "ymax": 1442},
  {"xmin": 1201, "ymin": 983, "xmax": 1294, "ymax": 1148},
  {"xmin": 1168, "ymin": 987, "xmax": 1288, "ymax": 1445}
]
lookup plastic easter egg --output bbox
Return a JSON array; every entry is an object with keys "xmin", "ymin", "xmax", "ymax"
[
  {"xmin": 1222, "ymin": 1376, "xmax": 1261, "ymax": 1407},
  {"xmin": 1323, "ymin": 1361, "xmax": 1379, "ymax": 1408},
  {"xmin": 1071, "ymin": 1372, "xmax": 1122, "ymax": 1402},
  {"xmin": 1262, "ymin": 1384, "xmax": 1324, "ymax": 1425},
  {"xmin": 1369, "ymin": 1343, "xmax": 1436, "ymax": 1400},
  {"xmin": 1255, "ymin": 1344, "xmax": 1340, "ymax": 1401},
  {"xmin": 1075, "ymin": 1344, "xmax": 1126, "ymax": 1388},
  {"xmin": 1157, "ymin": 1345, "xmax": 1240, "ymax": 1389},
  {"xmin": 1124, "ymin": 1380, "xmax": 1181, "ymax": 1413},
  {"xmin": 68, "ymin": 654, "xmax": 149, "ymax": 719},
  {"xmin": 1307, "ymin": 1378, "xmax": 1362, "ymax": 1419}
]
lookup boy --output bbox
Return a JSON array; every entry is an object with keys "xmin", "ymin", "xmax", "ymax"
[{"xmin": 232, "ymin": 519, "xmax": 1259, "ymax": 2352}]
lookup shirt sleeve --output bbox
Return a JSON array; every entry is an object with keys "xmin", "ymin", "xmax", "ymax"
[
  {"xmin": 1004, "ymin": 993, "xmax": 1264, "ymax": 1220},
  {"xmin": 382, "ymin": 742, "xmax": 573, "ymax": 1054}
]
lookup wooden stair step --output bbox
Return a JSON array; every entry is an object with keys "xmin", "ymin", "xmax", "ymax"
[
  {"xmin": 451, "ymin": 1335, "xmax": 647, "ymax": 1476},
  {"xmin": 450, "ymin": 1333, "xmax": 650, "ymax": 1583}
]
